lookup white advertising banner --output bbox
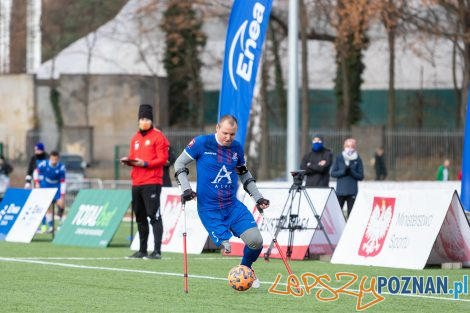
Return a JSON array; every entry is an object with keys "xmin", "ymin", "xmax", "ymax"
[
  {"xmin": 229, "ymin": 187, "xmax": 345, "ymax": 260},
  {"xmin": 331, "ymin": 189, "xmax": 455, "ymax": 270},
  {"xmin": 131, "ymin": 187, "xmax": 208, "ymax": 254},
  {"xmin": 6, "ymin": 188, "xmax": 57, "ymax": 243}
]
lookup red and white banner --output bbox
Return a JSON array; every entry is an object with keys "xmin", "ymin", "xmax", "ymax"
[
  {"xmin": 331, "ymin": 189, "xmax": 469, "ymax": 269},
  {"xmin": 229, "ymin": 187, "xmax": 346, "ymax": 260},
  {"xmin": 130, "ymin": 187, "xmax": 208, "ymax": 254},
  {"xmin": 428, "ymin": 191, "xmax": 470, "ymax": 266}
]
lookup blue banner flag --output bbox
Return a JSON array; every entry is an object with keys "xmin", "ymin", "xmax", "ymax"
[
  {"xmin": 218, "ymin": 0, "xmax": 273, "ymax": 146},
  {"xmin": 461, "ymin": 87, "xmax": 470, "ymax": 212}
]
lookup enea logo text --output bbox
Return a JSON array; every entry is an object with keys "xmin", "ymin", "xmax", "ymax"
[{"xmin": 228, "ymin": 2, "xmax": 265, "ymax": 90}]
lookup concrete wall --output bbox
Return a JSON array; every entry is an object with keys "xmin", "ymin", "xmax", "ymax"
[
  {"xmin": 0, "ymin": 74, "xmax": 35, "ymax": 160},
  {"xmin": 35, "ymin": 74, "xmax": 168, "ymax": 161}
]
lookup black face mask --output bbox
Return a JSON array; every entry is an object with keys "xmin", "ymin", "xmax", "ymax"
[
  {"xmin": 139, "ymin": 128, "xmax": 151, "ymax": 136},
  {"xmin": 36, "ymin": 152, "xmax": 47, "ymax": 160}
]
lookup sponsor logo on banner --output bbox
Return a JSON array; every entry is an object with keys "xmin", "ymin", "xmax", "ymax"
[
  {"xmin": 161, "ymin": 195, "xmax": 182, "ymax": 245},
  {"xmin": 0, "ymin": 189, "xmax": 30, "ymax": 239},
  {"xmin": 0, "ymin": 203, "xmax": 22, "ymax": 225},
  {"xmin": 228, "ymin": 3, "xmax": 265, "ymax": 90},
  {"xmin": 71, "ymin": 203, "xmax": 116, "ymax": 228},
  {"xmin": 358, "ymin": 197, "xmax": 395, "ymax": 257}
]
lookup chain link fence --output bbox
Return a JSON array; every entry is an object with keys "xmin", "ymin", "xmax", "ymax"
[{"xmin": 25, "ymin": 127, "xmax": 464, "ymax": 182}]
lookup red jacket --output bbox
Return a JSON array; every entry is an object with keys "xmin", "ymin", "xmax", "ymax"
[{"xmin": 128, "ymin": 128, "xmax": 169, "ymax": 186}]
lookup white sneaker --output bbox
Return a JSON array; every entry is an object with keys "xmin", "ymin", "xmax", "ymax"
[{"xmin": 251, "ymin": 268, "xmax": 260, "ymax": 289}]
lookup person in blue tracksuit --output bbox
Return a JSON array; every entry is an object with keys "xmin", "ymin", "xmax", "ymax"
[{"xmin": 34, "ymin": 151, "xmax": 66, "ymax": 232}]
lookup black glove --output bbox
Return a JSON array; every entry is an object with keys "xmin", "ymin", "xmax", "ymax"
[
  {"xmin": 256, "ymin": 198, "xmax": 270, "ymax": 213},
  {"xmin": 181, "ymin": 189, "xmax": 197, "ymax": 204}
]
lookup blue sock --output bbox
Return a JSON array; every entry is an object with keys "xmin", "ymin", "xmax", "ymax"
[
  {"xmin": 41, "ymin": 216, "xmax": 46, "ymax": 226},
  {"xmin": 240, "ymin": 245, "xmax": 262, "ymax": 268}
]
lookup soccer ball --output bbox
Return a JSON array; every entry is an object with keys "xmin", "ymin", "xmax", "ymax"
[{"xmin": 228, "ymin": 265, "xmax": 255, "ymax": 291}]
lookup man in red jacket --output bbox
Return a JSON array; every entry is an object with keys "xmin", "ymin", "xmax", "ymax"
[{"xmin": 121, "ymin": 104, "xmax": 169, "ymax": 259}]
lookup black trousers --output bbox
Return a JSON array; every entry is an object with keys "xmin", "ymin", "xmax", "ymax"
[
  {"xmin": 132, "ymin": 184, "xmax": 163, "ymax": 253},
  {"xmin": 337, "ymin": 195, "xmax": 356, "ymax": 218}
]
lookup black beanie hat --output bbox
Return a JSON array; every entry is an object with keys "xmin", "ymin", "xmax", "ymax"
[
  {"xmin": 138, "ymin": 104, "xmax": 153, "ymax": 121},
  {"xmin": 313, "ymin": 134, "xmax": 324, "ymax": 142}
]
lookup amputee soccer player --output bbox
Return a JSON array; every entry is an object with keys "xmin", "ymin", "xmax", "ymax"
[
  {"xmin": 174, "ymin": 115, "xmax": 270, "ymax": 288},
  {"xmin": 34, "ymin": 151, "xmax": 66, "ymax": 232}
]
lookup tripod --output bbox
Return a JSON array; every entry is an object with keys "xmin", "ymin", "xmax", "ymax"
[{"xmin": 264, "ymin": 181, "xmax": 334, "ymax": 261}]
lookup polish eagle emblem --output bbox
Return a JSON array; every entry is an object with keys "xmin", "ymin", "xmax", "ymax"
[{"xmin": 358, "ymin": 197, "xmax": 395, "ymax": 257}]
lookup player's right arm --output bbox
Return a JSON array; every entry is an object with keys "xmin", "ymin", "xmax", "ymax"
[
  {"xmin": 174, "ymin": 137, "xmax": 201, "ymax": 202},
  {"xmin": 174, "ymin": 151, "xmax": 193, "ymax": 193}
]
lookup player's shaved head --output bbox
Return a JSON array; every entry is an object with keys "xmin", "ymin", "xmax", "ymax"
[{"xmin": 218, "ymin": 115, "xmax": 238, "ymax": 127}]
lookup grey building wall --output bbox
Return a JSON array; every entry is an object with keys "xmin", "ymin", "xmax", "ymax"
[
  {"xmin": 0, "ymin": 74, "xmax": 35, "ymax": 160},
  {"xmin": 35, "ymin": 74, "xmax": 168, "ymax": 162}
]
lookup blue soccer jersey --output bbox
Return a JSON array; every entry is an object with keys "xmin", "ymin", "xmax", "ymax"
[
  {"xmin": 35, "ymin": 160, "xmax": 66, "ymax": 200},
  {"xmin": 184, "ymin": 134, "xmax": 245, "ymax": 211}
]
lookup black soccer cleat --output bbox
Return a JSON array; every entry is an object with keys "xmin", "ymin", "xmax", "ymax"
[
  {"xmin": 143, "ymin": 251, "xmax": 162, "ymax": 260},
  {"xmin": 126, "ymin": 251, "xmax": 148, "ymax": 259}
]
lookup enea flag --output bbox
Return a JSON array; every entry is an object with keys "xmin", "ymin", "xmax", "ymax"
[
  {"xmin": 218, "ymin": 0, "xmax": 273, "ymax": 146},
  {"xmin": 461, "ymin": 87, "xmax": 470, "ymax": 212},
  {"xmin": 53, "ymin": 189, "xmax": 131, "ymax": 247}
]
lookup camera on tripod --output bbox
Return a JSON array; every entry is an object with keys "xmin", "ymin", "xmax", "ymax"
[
  {"xmin": 290, "ymin": 170, "xmax": 306, "ymax": 186},
  {"xmin": 264, "ymin": 168, "xmax": 333, "ymax": 261}
]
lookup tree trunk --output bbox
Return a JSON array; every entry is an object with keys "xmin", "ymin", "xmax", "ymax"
[
  {"xmin": 260, "ymin": 54, "xmax": 270, "ymax": 180},
  {"xmin": 462, "ymin": 42, "xmax": 470, "ymax": 127},
  {"xmin": 246, "ymin": 58, "xmax": 264, "ymax": 178},
  {"xmin": 299, "ymin": 0, "xmax": 310, "ymax": 157},
  {"xmin": 387, "ymin": 25, "xmax": 396, "ymax": 130},
  {"xmin": 452, "ymin": 38, "xmax": 462, "ymax": 129},
  {"xmin": 270, "ymin": 22, "xmax": 287, "ymax": 129},
  {"xmin": 341, "ymin": 55, "xmax": 351, "ymax": 129},
  {"xmin": 461, "ymin": 1, "xmax": 470, "ymax": 129},
  {"xmin": 50, "ymin": 55, "xmax": 63, "ymax": 151}
]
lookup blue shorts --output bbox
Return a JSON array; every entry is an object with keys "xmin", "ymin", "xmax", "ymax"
[{"xmin": 197, "ymin": 200, "xmax": 257, "ymax": 247}]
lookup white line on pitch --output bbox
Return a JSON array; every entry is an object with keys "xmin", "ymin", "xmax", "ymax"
[
  {"xmin": 0, "ymin": 256, "xmax": 237, "ymax": 261},
  {"xmin": 0, "ymin": 257, "xmax": 468, "ymax": 303}
]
